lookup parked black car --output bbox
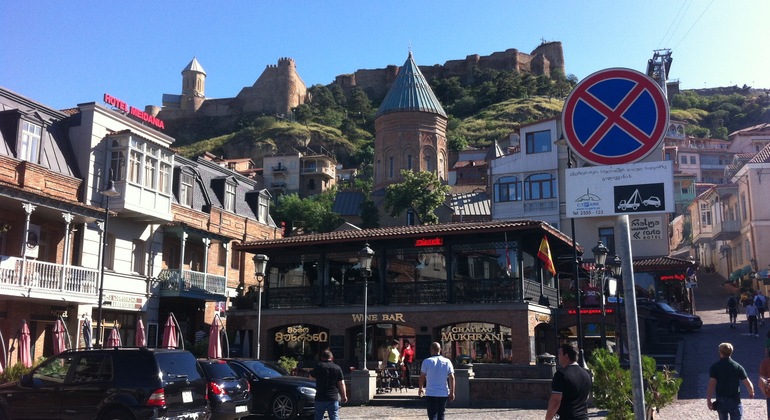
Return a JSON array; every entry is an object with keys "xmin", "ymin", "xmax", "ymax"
[
  {"xmin": 638, "ymin": 300, "xmax": 703, "ymax": 332},
  {"xmin": 224, "ymin": 359, "xmax": 315, "ymax": 420},
  {"xmin": 198, "ymin": 359, "xmax": 251, "ymax": 420},
  {"xmin": 0, "ymin": 347, "xmax": 210, "ymax": 420}
]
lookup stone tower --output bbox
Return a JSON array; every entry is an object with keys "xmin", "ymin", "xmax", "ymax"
[
  {"xmin": 373, "ymin": 52, "xmax": 448, "ymax": 191},
  {"xmin": 181, "ymin": 57, "xmax": 206, "ymax": 112}
]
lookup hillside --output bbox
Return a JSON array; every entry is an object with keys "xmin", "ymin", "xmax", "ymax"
[{"xmin": 167, "ymin": 77, "xmax": 770, "ymax": 170}]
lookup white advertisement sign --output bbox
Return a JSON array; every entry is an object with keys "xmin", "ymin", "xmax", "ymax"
[
  {"xmin": 565, "ymin": 161, "xmax": 674, "ymax": 218},
  {"xmin": 629, "ymin": 216, "xmax": 664, "ymax": 241}
]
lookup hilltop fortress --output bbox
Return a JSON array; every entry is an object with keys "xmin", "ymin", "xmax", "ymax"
[{"xmin": 149, "ymin": 41, "xmax": 564, "ymax": 122}]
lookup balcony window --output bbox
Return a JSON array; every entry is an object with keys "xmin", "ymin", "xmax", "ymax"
[
  {"xmin": 495, "ymin": 176, "xmax": 521, "ymax": 202},
  {"xmin": 700, "ymin": 203, "xmax": 712, "ymax": 226},
  {"xmin": 218, "ymin": 242, "xmax": 227, "ymax": 267},
  {"xmin": 259, "ymin": 196, "xmax": 269, "ymax": 224},
  {"xmin": 128, "ymin": 150, "xmax": 141, "ymax": 184},
  {"xmin": 144, "ymin": 153, "xmax": 157, "ymax": 189},
  {"xmin": 19, "ymin": 121, "xmax": 42, "ymax": 163},
  {"xmin": 526, "ymin": 130, "xmax": 551, "ymax": 154},
  {"xmin": 159, "ymin": 159, "xmax": 171, "ymax": 194},
  {"xmin": 524, "ymin": 173, "xmax": 555, "ymax": 200},
  {"xmin": 224, "ymin": 182, "xmax": 236, "ymax": 212}
]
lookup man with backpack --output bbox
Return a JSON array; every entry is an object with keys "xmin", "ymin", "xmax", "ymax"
[
  {"xmin": 756, "ymin": 291, "xmax": 767, "ymax": 326},
  {"xmin": 727, "ymin": 294, "xmax": 738, "ymax": 328}
]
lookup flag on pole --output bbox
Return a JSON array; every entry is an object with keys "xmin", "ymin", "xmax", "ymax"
[{"xmin": 538, "ymin": 236, "xmax": 556, "ymax": 276}]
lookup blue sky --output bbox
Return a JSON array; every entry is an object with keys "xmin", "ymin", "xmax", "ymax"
[{"xmin": 2, "ymin": 1, "xmax": 769, "ymax": 111}]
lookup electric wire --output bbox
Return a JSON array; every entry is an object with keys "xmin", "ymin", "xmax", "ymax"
[
  {"xmin": 658, "ymin": 0, "xmax": 690, "ymax": 49},
  {"xmin": 672, "ymin": 0, "xmax": 716, "ymax": 51}
]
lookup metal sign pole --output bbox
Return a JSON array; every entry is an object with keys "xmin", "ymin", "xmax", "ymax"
[{"xmin": 617, "ymin": 215, "xmax": 645, "ymax": 420}]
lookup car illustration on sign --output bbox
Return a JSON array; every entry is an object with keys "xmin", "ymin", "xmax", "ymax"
[{"xmin": 642, "ymin": 196, "xmax": 661, "ymax": 207}]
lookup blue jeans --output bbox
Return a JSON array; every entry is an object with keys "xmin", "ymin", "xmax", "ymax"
[
  {"xmin": 716, "ymin": 397, "xmax": 742, "ymax": 420},
  {"xmin": 426, "ymin": 396, "xmax": 448, "ymax": 420},
  {"xmin": 315, "ymin": 400, "xmax": 340, "ymax": 420}
]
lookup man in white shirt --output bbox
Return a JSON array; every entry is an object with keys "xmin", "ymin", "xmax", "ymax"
[{"xmin": 418, "ymin": 342, "xmax": 455, "ymax": 420}]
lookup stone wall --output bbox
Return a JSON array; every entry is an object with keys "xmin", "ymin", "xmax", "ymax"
[{"xmin": 335, "ymin": 42, "xmax": 565, "ymax": 99}]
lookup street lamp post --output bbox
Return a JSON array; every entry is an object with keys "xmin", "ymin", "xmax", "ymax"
[
  {"xmin": 607, "ymin": 254, "xmax": 623, "ymax": 358},
  {"xmin": 96, "ymin": 172, "xmax": 119, "ymax": 347},
  {"xmin": 253, "ymin": 254, "xmax": 269, "ymax": 359},
  {"xmin": 359, "ymin": 243, "xmax": 374, "ymax": 370},
  {"xmin": 592, "ymin": 241, "xmax": 609, "ymax": 350}
]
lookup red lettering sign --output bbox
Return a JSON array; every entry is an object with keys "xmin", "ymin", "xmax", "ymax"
[
  {"xmin": 103, "ymin": 93, "xmax": 165, "ymax": 130},
  {"xmin": 660, "ymin": 274, "xmax": 686, "ymax": 281},
  {"xmin": 415, "ymin": 237, "xmax": 443, "ymax": 247},
  {"xmin": 567, "ymin": 308, "xmax": 615, "ymax": 315}
]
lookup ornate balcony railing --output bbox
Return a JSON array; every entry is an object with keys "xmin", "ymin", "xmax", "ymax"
[
  {"xmin": 158, "ymin": 268, "xmax": 226, "ymax": 297},
  {"xmin": 251, "ymin": 278, "xmax": 557, "ymax": 309},
  {"xmin": 0, "ymin": 256, "xmax": 98, "ymax": 298}
]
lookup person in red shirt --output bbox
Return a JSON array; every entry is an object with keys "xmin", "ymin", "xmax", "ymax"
[{"xmin": 400, "ymin": 340, "xmax": 415, "ymax": 388}]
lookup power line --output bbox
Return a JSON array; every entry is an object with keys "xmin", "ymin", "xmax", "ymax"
[
  {"xmin": 658, "ymin": 0, "xmax": 690, "ymax": 49},
  {"xmin": 672, "ymin": 0, "xmax": 716, "ymax": 51}
]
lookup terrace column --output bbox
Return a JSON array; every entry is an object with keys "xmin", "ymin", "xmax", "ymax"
[
  {"xmin": 202, "ymin": 237, "xmax": 210, "ymax": 288},
  {"xmin": 60, "ymin": 213, "xmax": 74, "ymax": 289},
  {"xmin": 19, "ymin": 203, "xmax": 36, "ymax": 286}
]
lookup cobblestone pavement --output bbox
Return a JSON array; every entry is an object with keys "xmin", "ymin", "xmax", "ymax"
[{"xmin": 331, "ymin": 272, "xmax": 770, "ymax": 419}]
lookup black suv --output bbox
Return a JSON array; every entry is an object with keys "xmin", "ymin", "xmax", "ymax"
[
  {"xmin": 197, "ymin": 359, "xmax": 251, "ymax": 420},
  {"xmin": 0, "ymin": 347, "xmax": 211, "ymax": 420}
]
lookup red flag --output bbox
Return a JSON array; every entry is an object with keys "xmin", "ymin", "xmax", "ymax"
[{"xmin": 538, "ymin": 236, "xmax": 556, "ymax": 276}]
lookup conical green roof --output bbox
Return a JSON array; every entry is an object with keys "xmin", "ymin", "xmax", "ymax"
[{"xmin": 375, "ymin": 52, "xmax": 446, "ymax": 118}]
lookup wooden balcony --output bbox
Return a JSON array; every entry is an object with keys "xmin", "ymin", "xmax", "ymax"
[
  {"xmin": 0, "ymin": 256, "xmax": 98, "ymax": 302},
  {"xmin": 157, "ymin": 268, "xmax": 226, "ymax": 300}
]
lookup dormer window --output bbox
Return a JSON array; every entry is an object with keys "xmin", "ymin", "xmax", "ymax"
[
  {"xmin": 224, "ymin": 182, "xmax": 236, "ymax": 212},
  {"xmin": 180, "ymin": 172, "xmax": 194, "ymax": 207},
  {"xmin": 19, "ymin": 121, "xmax": 42, "ymax": 162}
]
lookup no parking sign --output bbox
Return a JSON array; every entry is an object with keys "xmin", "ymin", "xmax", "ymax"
[{"xmin": 562, "ymin": 68, "xmax": 669, "ymax": 166}]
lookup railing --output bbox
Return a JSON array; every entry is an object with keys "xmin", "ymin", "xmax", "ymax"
[
  {"xmin": 272, "ymin": 166, "xmax": 288, "ymax": 173},
  {"xmin": 260, "ymin": 278, "xmax": 557, "ymax": 309},
  {"xmin": 714, "ymin": 219, "xmax": 741, "ymax": 240},
  {"xmin": 300, "ymin": 166, "xmax": 334, "ymax": 177},
  {"xmin": 157, "ymin": 269, "xmax": 226, "ymax": 295},
  {"xmin": 523, "ymin": 200, "xmax": 558, "ymax": 212},
  {"xmin": 0, "ymin": 256, "xmax": 98, "ymax": 296}
]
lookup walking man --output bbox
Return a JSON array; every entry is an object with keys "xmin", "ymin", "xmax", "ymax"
[
  {"xmin": 758, "ymin": 347, "xmax": 770, "ymax": 420},
  {"xmin": 311, "ymin": 349, "xmax": 347, "ymax": 420},
  {"xmin": 757, "ymin": 291, "xmax": 767, "ymax": 326},
  {"xmin": 707, "ymin": 342, "xmax": 754, "ymax": 419},
  {"xmin": 728, "ymin": 294, "xmax": 739, "ymax": 328},
  {"xmin": 418, "ymin": 342, "xmax": 455, "ymax": 420},
  {"xmin": 546, "ymin": 343, "xmax": 592, "ymax": 420},
  {"xmin": 747, "ymin": 299, "xmax": 760, "ymax": 337}
]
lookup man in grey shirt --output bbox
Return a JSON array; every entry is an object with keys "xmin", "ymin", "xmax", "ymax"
[{"xmin": 418, "ymin": 342, "xmax": 455, "ymax": 420}]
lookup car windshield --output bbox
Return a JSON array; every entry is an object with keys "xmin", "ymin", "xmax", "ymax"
[
  {"xmin": 657, "ymin": 302, "xmax": 677, "ymax": 313},
  {"xmin": 242, "ymin": 360, "xmax": 288, "ymax": 378}
]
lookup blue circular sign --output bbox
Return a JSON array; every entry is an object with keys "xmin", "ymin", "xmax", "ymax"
[{"xmin": 562, "ymin": 68, "xmax": 669, "ymax": 166}]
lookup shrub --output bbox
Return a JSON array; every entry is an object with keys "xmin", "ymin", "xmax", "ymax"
[
  {"xmin": 278, "ymin": 356, "xmax": 298, "ymax": 374},
  {"xmin": 591, "ymin": 348, "xmax": 681, "ymax": 419}
]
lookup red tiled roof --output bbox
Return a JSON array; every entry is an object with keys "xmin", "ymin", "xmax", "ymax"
[{"xmin": 237, "ymin": 219, "xmax": 575, "ymax": 250}]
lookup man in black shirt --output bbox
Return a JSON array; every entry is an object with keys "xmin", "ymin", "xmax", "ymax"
[
  {"xmin": 546, "ymin": 344, "xmax": 592, "ymax": 420},
  {"xmin": 707, "ymin": 342, "xmax": 754, "ymax": 419},
  {"xmin": 311, "ymin": 350, "xmax": 347, "ymax": 420}
]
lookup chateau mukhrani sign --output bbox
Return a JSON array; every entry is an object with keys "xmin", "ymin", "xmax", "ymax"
[
  {"xmin": 104, "ymin": 93, "xmax": 165, "ymax": 130},
  {"xmin": 441, "ymin": 326, "xmax": 504, "ymax": 342}
]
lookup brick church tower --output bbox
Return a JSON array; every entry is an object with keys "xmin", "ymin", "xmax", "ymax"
[{"xmin": 373, "ymin": 52, "xmax": 448, "ymax": 191}]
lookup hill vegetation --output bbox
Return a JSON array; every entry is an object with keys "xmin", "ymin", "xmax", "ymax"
[{"xmin": 169, "ymin": 69, "xmax": 770, "ymax": 172}]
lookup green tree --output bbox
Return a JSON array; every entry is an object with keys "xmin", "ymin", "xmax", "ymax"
[
  {"xmin": 384, "ymin": 170, "xmax": 450, "ymax": 225},
  {"xmin": 271, "ymin": 191, "xmax": 343, "ymax": 234},
  {"xmin": 591, "ymin": 348, "xmax": 682, "ymax": 420}
]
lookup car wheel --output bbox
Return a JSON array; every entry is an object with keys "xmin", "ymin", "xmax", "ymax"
[
  {"xmin": 668, "ymin": 321, "xmax": 679, "ymax": 333},
  {"xmin": 271, "ymin": 393, "xmax": 299, "ymax": 420}
]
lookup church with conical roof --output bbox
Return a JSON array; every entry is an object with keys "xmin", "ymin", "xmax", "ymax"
[{"xmin": 373, "ymin": 52, "xmax": 449, "ymax": 192}]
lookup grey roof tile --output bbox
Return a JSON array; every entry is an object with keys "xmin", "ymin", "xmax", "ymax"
[{"xmin": 375, "ymin": 52, "xmax": 447, "ymax": 118}]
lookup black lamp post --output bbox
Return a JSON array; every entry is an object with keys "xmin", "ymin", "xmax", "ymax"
[
  {"xmin": 359, "ymin": 243, "xmax": 374, "ymax": 370},
  {"xmin": 253, "ymin": 254, "xmax": 269, "ymax": 359},
  {"xmin": 606, "ymin": 254, "xmax": 623, "ymax": 358},
  {"xmin": 96, "ymin": 172, "xmax": 119, "ymax": 347},
  {"xmin": 592, "ymin": 241, "xmax": 609, "ymax": 350}
]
